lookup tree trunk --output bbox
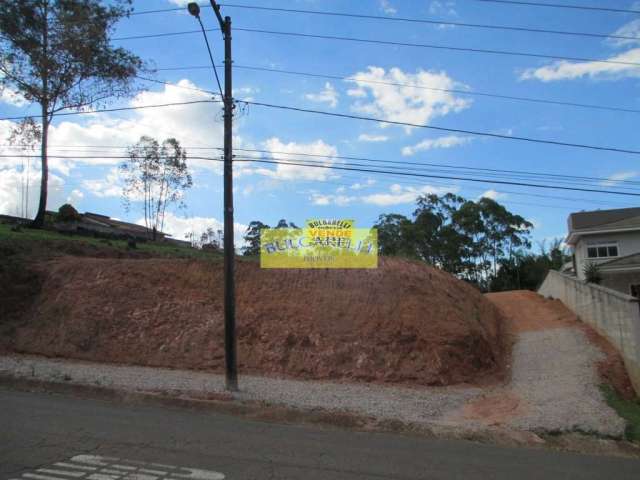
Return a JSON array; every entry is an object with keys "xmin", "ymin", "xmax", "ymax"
[
  {"xmin": 32, "ymin": 103, "xmax": 49, "ymax": 228},
  {"xmin": 32, "ymin": 0, "xmax": 49, "ymax": 229}
]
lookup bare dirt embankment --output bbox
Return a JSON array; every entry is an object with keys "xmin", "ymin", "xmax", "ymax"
[{"xmin": 1, "ymin": 256, "xmax": 508, "ymax": 386}]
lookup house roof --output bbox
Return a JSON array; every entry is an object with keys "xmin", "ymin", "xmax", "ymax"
[
  {"xmin": 598, "ymin": 252, "xmax": 640, "ymax": 271},
  {"xmin": 81, "ymin": 212, "xmax": 169, "ymax": 237},
  {"xmin": 567, "ymin": 207, "xmax": 640, "ymax": 244}
]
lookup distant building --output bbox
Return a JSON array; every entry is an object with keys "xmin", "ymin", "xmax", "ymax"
[
  {"xmin": 566, "ymin": 207, "xmax": 640, "ymax": 296},
  {"xmin": 73, "ymin": 212, "xmax": 168, "ymax": 241},
  {"xmin": 1, "ymin": 211, "xmax": 189, "ymax": 247}
]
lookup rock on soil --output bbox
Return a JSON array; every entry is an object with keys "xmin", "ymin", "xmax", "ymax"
[{"xmin": 2, "ymin": 256, "xmax": 508, "ymax": 387}]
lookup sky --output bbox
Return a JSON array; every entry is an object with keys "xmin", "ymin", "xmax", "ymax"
[{"xmin": 1, "ymin": 0, "xmax": 640, "ymax": 247}]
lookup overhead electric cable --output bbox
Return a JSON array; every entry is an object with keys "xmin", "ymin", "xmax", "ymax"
[
  {"xmin": 6, "ymin": 142, "xmax": 640, "ymax": 188},
  {"xmin": 239, "ymin": 100, "xmax": 640, "ymax": 155},
  {"xmin": 231, "ymin": 157, "xmax": 640, "ymax": 197},
  {"xmin": 128, "ymin": 2, "xmax": 640, "ymax": 41},
  {"xmin": 472, "ymin": 0, "xmax": 640, "ymax": 14},
  {"xmin": 112, "ymin": 27, "xmax": 640, "ymax": 67},
  {"xmin": 154, "ymin": 64, "xmax": 640, "ymax": 114},
  {"xmin": 4, "ymin": 152, "xmax": 639, "ymax": 197},
  {"xmin": 3, "ymin": 96, "xmax": 640, "ymax": 155}
]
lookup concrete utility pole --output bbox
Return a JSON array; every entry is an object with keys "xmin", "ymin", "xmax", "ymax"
[{"xmin": 188, "ymin": 1, "xmax": 238, "ymax": 391}]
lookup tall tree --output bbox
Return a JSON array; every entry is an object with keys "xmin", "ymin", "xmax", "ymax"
[
  {"xmin": 242, "ymin": 221, "xmax": 270, "ymax": 256},
  {"xmin": 120, "ymin": 136, "xmax": 193, "ymax": 239},
  {"xmin": 374, "ymin": 213, "xmax": 416, "ymax": 257},
  {"xmin": 0, "ymin": 0, "xmax": 144, "ymax": 227}
]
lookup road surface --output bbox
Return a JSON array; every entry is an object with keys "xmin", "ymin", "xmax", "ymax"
[{"xmin": 1, "ymin": 387, "xmax": 638, "ymax": 479}]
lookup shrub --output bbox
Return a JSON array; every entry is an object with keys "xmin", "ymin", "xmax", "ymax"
[
  {"xmin": 57, "ymin": 204, "xmax": 81, "ymax": 223},
  {"xmin": 583, "ymin": 262, "xmax": 602, "ymax": 284}
]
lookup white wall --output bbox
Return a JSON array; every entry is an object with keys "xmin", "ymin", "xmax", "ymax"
[
  {"xmin": 574, "ymin": 231, "xmax": 640, "ymax": 280},
  {"xmin": 539, "ymin": 270, "xmax": 640, "ymax": 396}
]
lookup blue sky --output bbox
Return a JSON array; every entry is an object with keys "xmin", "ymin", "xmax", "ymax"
[{"xmin": 1, "ymin": 0, "xmax": 640, "ymax": 247}]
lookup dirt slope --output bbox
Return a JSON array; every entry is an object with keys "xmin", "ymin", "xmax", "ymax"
[
  {"xmin": 3, "ymin": 256, "xmax": 508, "ymax": 386},
  {"xmin": 487, "ymin": 290, "xmax": 636, "ymax": 400}
]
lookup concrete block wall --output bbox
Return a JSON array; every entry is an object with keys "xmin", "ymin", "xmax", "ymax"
[{"xmin": 538, "ymin": 270, "xmax": 640, "ymax": 396}]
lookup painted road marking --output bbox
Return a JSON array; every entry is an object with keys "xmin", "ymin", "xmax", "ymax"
[{"xmin": 14, "ymin": 455, "xmax": 225, "ymax": 480}]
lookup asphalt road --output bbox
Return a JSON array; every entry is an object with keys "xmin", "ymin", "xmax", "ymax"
[{"xmin": 1, "ymin": 387, "xmax": 639, "ymax": 480}]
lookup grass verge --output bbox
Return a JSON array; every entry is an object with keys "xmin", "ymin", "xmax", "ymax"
[
  {"xmin": 0, "ymin": 223, "xmax": 222, "ymax": 260},
  {"xmin": 600, "ymin": 384, "xmax": 640, "ymax": 443}
]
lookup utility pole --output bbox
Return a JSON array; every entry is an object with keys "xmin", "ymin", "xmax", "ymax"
[{"xmin": 188, "ymin": 1, "xmax": 238, "ymax": 391}]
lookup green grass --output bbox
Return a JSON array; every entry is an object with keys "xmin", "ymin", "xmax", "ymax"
[
  {"xmin": 0, "ymin": 222, "xmax": 222, "ymax": 260},
  {"xmin": 600, "ymin": 384, "xmax": 640, "ymax": 443}
]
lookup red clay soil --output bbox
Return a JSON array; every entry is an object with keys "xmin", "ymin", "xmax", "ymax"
[
  {"xmin": 3, "ymin": 256, "xmax": 508, "ymax": 386},
  {"xmin": 485, "ymin": 290, "xmax": 579, "ymax": 333},
  {"xmin": 487, "ymin": 290, "xmax": 637, "ymax": 400}
]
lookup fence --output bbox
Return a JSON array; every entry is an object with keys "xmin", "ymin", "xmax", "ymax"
[{"xmin": 538, "ymin": 270, "xmax": 640, "ymax": 396}]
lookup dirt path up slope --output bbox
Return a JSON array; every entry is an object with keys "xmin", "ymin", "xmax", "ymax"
[{"xmin": 450, "ymin": 290, "xmax": 627, "ymax": 436}]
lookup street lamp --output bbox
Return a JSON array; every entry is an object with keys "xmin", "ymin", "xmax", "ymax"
[{"xmin": 187, "ymin": 2, "xmax": 200, "ymax": 17}]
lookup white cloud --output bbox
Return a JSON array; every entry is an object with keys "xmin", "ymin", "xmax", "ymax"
[
  {"xmin": 0, "ymin": 79, "xmax": 231, "ymax": 177},
  {"xmin": 350, "ymin": 179, "xmax": 376, "ymax": 190},
  {"xmin": 379, "ymin": 0, "xmax": 397, "ymax": 14},
  {"xmin": 607, "ymin": 19, "xmax": 640, "ymax": 48},
  {"xmin": 361, "ymin": 184, "xmax": 456, "ymax": 206},
  {"xmin": 478, "ymin": 189, "xmax": 507, "ymax": 201},
  {"xmin": 347, "ymin": 66, "xmax": 470, "ymax": 133},
  {"xmin": 82, "ymin": 167, "xmax": 122, "ymax": 198},
  {"xmin": 601, "ymin": 171, "xmax": 639, "ymax": 187},
  {"xmin": 428, "ymin": 1, "xmax": 457, "ymax": 16},
  {"xmin": 357, "ymin": 133, "xmax": 389, "ymax": 142},
  {"xmin": 310, "ymin": 193, "xmax": 356, "ymax": 206},
  {"xmin": 304, "ymin": 82, "xmax": 339, "ymax": 108},
  {"xmin": 145, "ymin": 212, "xmax": 247, "ymax": 249},
  {"xmin": 520, "ymin": 48, "xmax": 640, "ymax": 82},
  {"xmin": 401, "ymin": 135, "xmax": 471, "ymax": 156},
  {"xmin": 254, "ymin": 137, "xmax": 339, "ymax": 181},
  {"xmin": 312, "ymin": 183, "xmax": 457, "ymax": 207},
  {"xmin": 66, "ymin": 189, "xmax": 84, "ymax": 205},
  {"xmin": 0, "ymin": 88, "xmax": 27, "ymax": 107},
  {"xmin": 0, "ymin": 79, "xmax": 254, "ymax": 222},
  {"xmin": 0, "ymin": 167, "xmax": 65, "ymax": 218}
]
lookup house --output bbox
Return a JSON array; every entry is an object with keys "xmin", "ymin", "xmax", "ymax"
[
  {"xmin": 74, "ymin": 212, "xmax": 169, "ymax": 241},
  {"xmin": 566, "ymin": 207, "xmax": 640, "ymax": 296}
]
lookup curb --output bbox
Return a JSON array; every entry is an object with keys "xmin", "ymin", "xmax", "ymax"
[{"xmin": 2, "ymin": 373, "xmax": 639, "ymax": 459}]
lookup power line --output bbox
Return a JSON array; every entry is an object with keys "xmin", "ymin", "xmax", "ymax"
[
  {"xmin": 0, "ymin": 99, "xmax": 221, "ymax": 121},
  {"xmin": 134, "ymin": 75, "xmax": 219, "ymax": 96},
  {"xmin": 334, "ymin": 172, "xmax": 637, "ymax": 207},
  {"xmin": 473, "ymin": 0, "xmax": 640, "ymax": 14},
  {"xmin": 229, "ymin": 146, "xmax": 640, "ymax": 187},
  {"xmin": 155, "ymin": 63, "xmax": 640, "ymax": 114},
  {"xmin": 112, "ymin": 26, "xmax": 640, "ymax": 67},
  {"xmin": 5, "ymin": 142, "xmax": 640, "ymax": 189},
  {"xmin": 240, "ymin": 100, "xmax": 640, "ymax": 155},
  {"xmin": 217, "ymin": 3, "xmax": 640, "ymax": 41},
  {"xmin": 234, "ymin": 153, "xmax": 640, "ymax": 192},
  {"xmin": 3, "ymin": 96, "xmax": 639, "ymax": 156},
  {"xmin": 232, "ymin": 157, "xmax": 640, "ymax": 197},
  {"xmin": 128, "ymin": 2, "xmax": 640, "ymax": 41},
  {"xmin": 4, "ymin": 152, "xmax": 640, "ymax": 197},
  {"xmin": 234, "ymin": 27, "xmax": 640, "ymax": 67},
  {"xmin": 193, "ymin": 14, "xmax": 224, "ymax": 99}
]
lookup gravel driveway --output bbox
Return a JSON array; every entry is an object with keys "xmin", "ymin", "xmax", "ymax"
[{"xmin": 0, "ymin": 292, "xmax": 627, "ymax": 437}]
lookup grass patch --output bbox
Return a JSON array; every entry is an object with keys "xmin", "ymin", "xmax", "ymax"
[
  {"xmin": 600, "ymin": 384, "xmax": 640, "ymax": 443},
  {"xmin": 0, "ymin": 223, "xmax": 222, "ymax": 261}
]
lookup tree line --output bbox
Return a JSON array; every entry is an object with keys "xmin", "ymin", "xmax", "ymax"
[{"xmin": 242, "ymin": 194, "xmax": 568, "ymax": 292}]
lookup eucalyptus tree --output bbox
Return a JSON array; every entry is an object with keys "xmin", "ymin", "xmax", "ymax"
[
  {"xmin": 121, "ymin": 136, "xmax": 193, "ymax": 240},
  {"xmin": 0, "ymin": 0, "xmax": 144, "ymax": 226}
]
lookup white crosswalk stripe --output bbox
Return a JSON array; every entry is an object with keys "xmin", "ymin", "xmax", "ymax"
[{"xmin": 15, "ymin": 455, "xmax": 225, "ymax": 480}]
